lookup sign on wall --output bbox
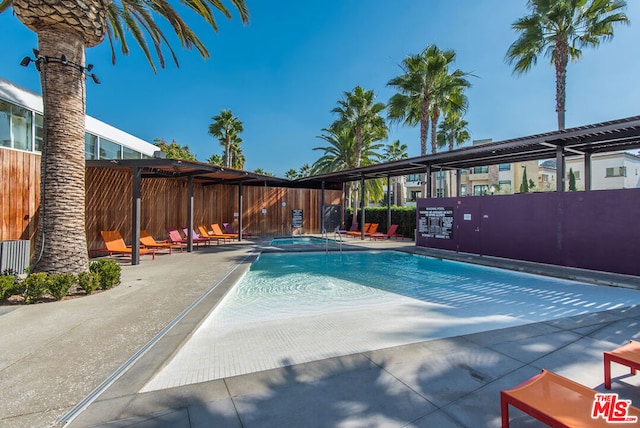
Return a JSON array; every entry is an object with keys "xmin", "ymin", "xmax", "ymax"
[
  {"xmin": 292, "ymin": 209, "xmax": 303, "ymax": 228},
  {"xmin": 418, "ymin": 206, "xmax": 454, "ymax": 239}
]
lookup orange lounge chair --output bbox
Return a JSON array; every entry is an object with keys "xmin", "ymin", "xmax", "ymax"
[
  {"xmin": 501, "ymin": 369, "xmax": 640, "ymax": 427},
  {"xmin": 140, "ymin": 230, "xmax": 184, "ymax": 254},
  {"xmin": 339, "ymin": 223, "xmax": 358, "ymax": 234},
  {"xmin": 370, "ymin": 224, "xmax": 401, "ymax": 241},
  {"xmin": 211, "ymin": 224, "xmax": 237, "ymax": 240},
  {"xmin": 99, "ymin": 230, "xmax": 156, "ymax": 260},
  {"xmin": 197, "ymin": 225, "xmax": 230, "ymax": 244},
  {"xmin": 604, "ymin": 340, "xmax": 640, "ymax": 389},
  {"xmin": 346, "ymin": 223, "xmax": 371, "ymax": 238},
  {"xmin": 363, "ymin": 223, "xmax": 379, "ymax": 236}
]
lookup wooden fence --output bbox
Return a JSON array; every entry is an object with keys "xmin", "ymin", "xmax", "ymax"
[{"xmin": 1, "ymin": 149, "xmax": 344, "ymax": 252}]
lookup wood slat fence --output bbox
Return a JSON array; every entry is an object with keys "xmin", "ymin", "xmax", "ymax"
[{"xmin": 1, "ymin": 149, "xmax": 344, "ymax": 254}]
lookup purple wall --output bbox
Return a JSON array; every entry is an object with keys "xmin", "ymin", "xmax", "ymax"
[{"xmin": 416, "ymin": 189, "xmax": 640, "ymax": 276}]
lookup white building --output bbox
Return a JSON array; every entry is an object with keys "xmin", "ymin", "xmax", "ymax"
[{"xmin": 0, "ymin": 77, "xmax": 158, "ymax": 159}]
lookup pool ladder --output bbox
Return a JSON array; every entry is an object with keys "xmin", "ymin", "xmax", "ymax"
[{"xmin": 322, "ymin": 228, "xmax": 343, "ymax": 255}]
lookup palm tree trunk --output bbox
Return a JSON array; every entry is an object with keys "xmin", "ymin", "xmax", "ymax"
[
  {"xmin": 555, "ymin": 41, "xmax": 569, "ymax": 130},
  {"xmin": 225, "ymin": 136, "xmax": 231, "ymax": 167},
  {"xmin": 419, "ymin": 99, "xmax": 429, "ymax": 156},
  {"xmin": 351, "ymin": 182, "xmax": 358, "ymax": 226},
  {"xmin": 35, "ymin": 28, "xmax": 89, "ymax": 274},
  {"xmin": 430, "ymin": 107, "xmax": 440, "ymax": 154}
]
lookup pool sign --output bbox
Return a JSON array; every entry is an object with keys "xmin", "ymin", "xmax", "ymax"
[
  {"xmin": 418, "ymin": 206, "xmax": 454, "ymax": 239},
  {"xmin": 292, "ymin": 209, "xmax": 303, "ymax": 228}
]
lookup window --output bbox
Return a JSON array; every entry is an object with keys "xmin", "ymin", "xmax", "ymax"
[
  {"xmin": 407, "ymin": 174, "xmax": 422, "ymax": 182},
  {"xmin": 473, "ymin": 185, "xmax": 488, "ymax": 196},
  {"xmin": 460, "ymin": 184, "xmax": 467, "ymax": 196},
  {"xmin": 99, "ymin": 138, "xmax": 121, "ymax": 160},
  {"xmin": 605, "ymin": 166, "xmax": 626, "ymax": 177},
  {"xmin": 85, "ymin": 133, "xmax": 98, "ymax": 160},
  {"xmin": 34, "ymin": 113, "xmax": 43, "ymax": 152},
  {"xmin": 0, "ymin": 99, "xmax": 32, "ymax": 151},
  {"xmin": 472, "ymin": 166, "xmax": 489, "ymax": 174},
  {"xmin": 436, "ymin": 188, "xmax": 445, "ymax": 197},
  {"xmin": 0, "ymin": 100, "xmax": 10, "ymax": 148},
  {"xmin": 122, "ymin": 146, "xmax": 141, "ymax": 159},
  {"xmin": 499, "ymin": 164, "xmax": 511, "ymax": 171},
  {"xmin": 409, "ymin": 190, "xmax": 421, "ymax": 201}
]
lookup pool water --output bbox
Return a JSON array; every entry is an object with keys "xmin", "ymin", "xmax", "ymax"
[
  {"xmin": 142, "ymin": 251, "xmax": 640, "ymax": 391},
  {"xmin": 269, "ymin": 236, "xmax": 333, "ymax": 245}
]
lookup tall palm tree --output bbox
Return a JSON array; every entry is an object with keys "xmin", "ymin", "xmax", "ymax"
[
  {"xmin": 506, "ymin": 0, "xmax": 628, "ymax": 130},
  {"xmin": 329, "ymin": 86, "xmax": 387, "ymax": 226},
  {"xmin": 229, "ymin": 135, "xmax": 245, "ymax": 169},
  {"xmin": 388, "ymin": 45, "xmax": 468, "ymax": 155},
  {"xmin": 0, "ymin": 0, "xmax": 248, "ymax": 274},
  {"xmin": 208, "ymin": 109, "xmax": 244, "ymax": 168},
  {"xmin": 429, "ymin": 78, "xmax": 469, "ymax": 154}
]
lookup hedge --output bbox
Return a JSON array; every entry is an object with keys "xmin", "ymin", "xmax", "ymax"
[{"xmin": 344, "ymin": 206, "xmax": 416, "ymax": 239}]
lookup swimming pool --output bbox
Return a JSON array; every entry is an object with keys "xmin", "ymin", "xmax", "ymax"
[
  {"xmin": 269, "ymin": 236, "xmax": 333, "ymax": 245},
  {"xmin": 142, "ymin": 251, "xmax": 639, "ymax": 391}
]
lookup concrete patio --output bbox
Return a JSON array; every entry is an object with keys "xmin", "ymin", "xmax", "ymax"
[{"xmin": 0, "ymin": 236, "xmax": 638, "ymax": 427}]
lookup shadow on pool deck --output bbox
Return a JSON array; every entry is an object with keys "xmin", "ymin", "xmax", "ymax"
[{"xmin": 1, "ymin": 237, "xmax": 638, "ymax": 427}]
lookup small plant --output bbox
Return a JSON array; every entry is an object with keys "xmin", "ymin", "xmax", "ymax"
[
  {"xmin": 23, "ymin": 273, "xmax": 49, "ymax": 304},
  {"xmin": 47, "ymin": 273, "xmax": 76, "ymax": 301},
  {"xmin": 77, "ymin": 271, "xmax": 100, "ymax": 295},
  {"xmin": 0, "ymin": 275, "xmax": 16, "ymax": 302},
  {"xmin": 90, "ymin": 259, "xmax": 121, "ymax": 290}
]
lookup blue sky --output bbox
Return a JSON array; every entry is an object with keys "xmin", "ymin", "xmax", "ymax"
[{"xmin": 2, "ymin": 1, "xmax": 639, "ymax": 177}]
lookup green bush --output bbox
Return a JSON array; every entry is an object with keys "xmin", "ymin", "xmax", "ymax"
[
  {"xmin": 77, "ymin": 271, "xmax": 100, "ymax": 295},
  {"xmin": 47, "ymin": 273, "xmax": 76, "ymax": 300},
  {"xmin": 90, "ymin": 259, "xmax": 121, "ymax": 290},
  {"xmin": 345, "ymin": 206, "xmax": 416, "ymax": 239},
  {"xmin": 23, "ymin": 273, "xmax": 49, "ymax": 304},
  {"xmin": 0, "ymin": 275, "xmax": 16, "ymax": 302}
]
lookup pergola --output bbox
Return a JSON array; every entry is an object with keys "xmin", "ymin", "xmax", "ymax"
[
  {"xmin": 88, "ymin": 115, "xmax": 640, "ymax": 260},
  {"xmin": 297, "ymin": 115, "xmax": 640, "ymax": 238}
]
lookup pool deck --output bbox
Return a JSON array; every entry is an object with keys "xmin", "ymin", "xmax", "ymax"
[{"xmin": 1, "ymin": 236, "xmax": 639, "ymax": 427}]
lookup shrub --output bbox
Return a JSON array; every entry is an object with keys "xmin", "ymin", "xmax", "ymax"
[
  {"xmin": 90, "ymin": 259, "xmax": 121, "ymax": 290},
  {"xmin": 0, "ymin": 275, "xmax": 16, "ymax": 302},
  {"xmin": 77, "ymin": 271, "xmax": 100, "ymax": 295},
  {"xmin": 23, "ymin": 273, "xmax": 49, "ymax": 304},
  {"xmin": 47, "ymin": 273, "xmax": 76, "ymax": 301}
]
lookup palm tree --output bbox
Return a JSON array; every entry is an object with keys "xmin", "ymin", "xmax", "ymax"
[
  {"xmin": 506, "ymin": 0, "xmax": 629, "ymax": 130},
  {"xmin": 429, "ymin": 78, "xmax": 469, "ymax": 154},
  {"xmin": 313, "ymin": 126, "xmax": 385, "ymax": 221},
  {"xmin": 0, "ymin": 0, "xmax": 248, "ymax": 274},
  {"xmin": 208, "ymin": 109, "xmax": 244, "ymax": 168},
  {"xmin": 329, "ymin": 86, "xmax": 387, "ymax": 226},
  {"xmin": 436, "ymin": 112, "xmax": 470, "ymax": 152},
  {"xmin": 285, "ymin": 169, "xmax": 299, "ymax": 180},
  {"xmin": 298, "ymin": 163, "xmax": 311, "ymax": 178},
  {"xmin": 388, "ymin": 45, "xmax": 469, "ymax": 155},
  {"xmin": 207, "ymin": 153, "xmax": 224, "ymax": 166},
  {"xmin": 383, "ymin": 140, "xmax": 408, "ymax": 206}
]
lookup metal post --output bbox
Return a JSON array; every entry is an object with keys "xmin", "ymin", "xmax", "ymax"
[
  {"xmin": 131, "ymin": 166, "xmax": 141, "ymax": 265},
  {"xmin": 425, "ymin": 165, "xmax": 432, "ymax": 198},
  {"xmin": 238, "ymin": 182, "xmax": 243, "ymax": 242},
  {"xmin": 584, "ymin": 153, "xmax": 592, "ymax": 191},
  {"xmin": 187, "ymin": 176, "xmax": 194, "ymax": 252},
  {"xmin": 386, "ymin": 175, "xmax": 391, "ymax": 230},
  {"xmin": 321, "ymin": 180, "xmax": 325, "ymax": 233},
  {"xmin": 456, "ymin": 169, "xmax": 462, "ymax": 196},
  {"xmin": 556, "ymin": 146, "xmax": 565, "ymax": 193},
  {"xmin": 360, "ymin": 175, "xmax": 365, "ymax": 240}
]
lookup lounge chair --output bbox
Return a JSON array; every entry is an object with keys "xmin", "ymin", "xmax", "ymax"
[
  {"xmin": 223, "ymin": 222, "xmax": 250, "ymax": 238},
  {"xmin": 166, "ymin": 227, "xmax": 205, "ymax": 248},
  {"xmin": 363, "ymin": 223, "xmax": 379, "ymax": 236},
  {"xmin": 140, "ymin": 230, "xmax": 184, "ymax": 254},
  {"xmin": 183, "ymin": 228, "xmax": 215, "ymax": 246},
  {"xmin": 369, "ymin": 224, "xmax": 402, "ymax": 241},
  {"xmin": 501, "ymin": 369, "xmax": 640, "ymax": 427},
  {"xmin": 604, "ymin": 340, "xmax": 640, "ymax": 389},
  {"xmin": 198, "ymin": 225, "xmax": 231, "ymax": 243},
  {"xmin": 346, "ymin": 223, "xmax": 371, "ymax": 238},
  {"xmin": 339, "ymin": 223, "xmax": 358, "ymax": 234},
  {"xmin": 211, "ymin": 224, "xmax": 237, "ymax": 240},
  {"xmin": 98, "ymin": 230, "xmax": 156, "ymax": 260}
]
